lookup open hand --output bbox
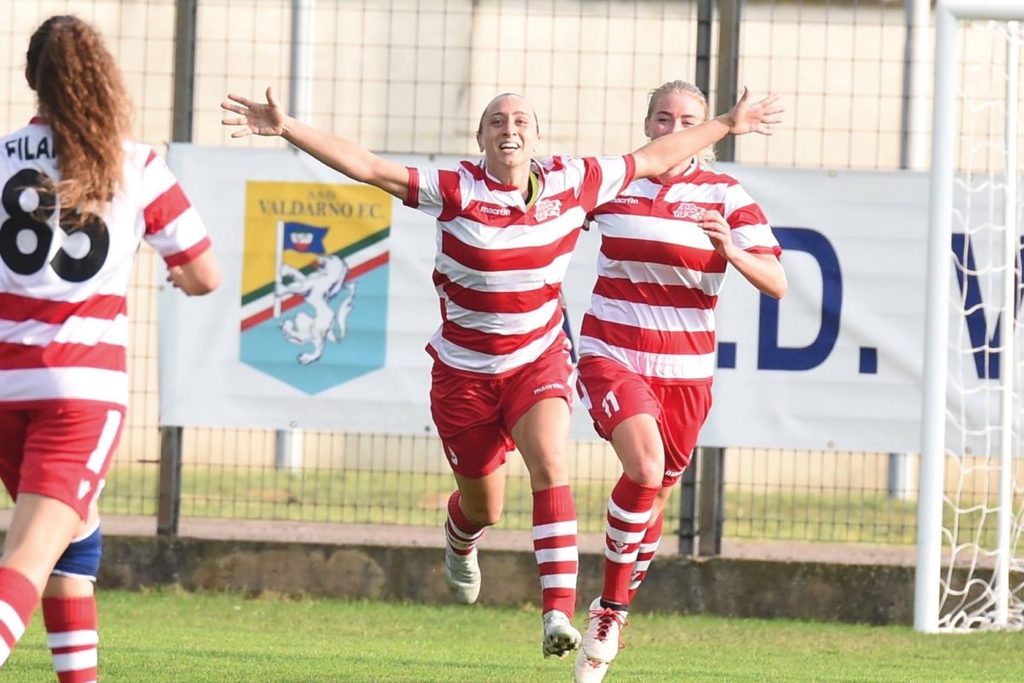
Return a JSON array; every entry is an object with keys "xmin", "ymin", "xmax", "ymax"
[
  {"xmin": 721, "ymin": 88, "xmax": 783, "ymax": 136},
  {"xmin": 221, "ymin": 87, "xmax": 286, "ymax": 138}
]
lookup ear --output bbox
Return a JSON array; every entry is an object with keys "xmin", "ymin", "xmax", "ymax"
[{"xmin": 476, "ymin": 131, "xmax": 483, "ymax": 153}]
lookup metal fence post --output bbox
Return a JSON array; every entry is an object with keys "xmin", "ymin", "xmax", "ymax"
[
  {"xmin": 698, "ymin": 446, "xmax": 725, "ymax": 556},
  {"xmin": 171, "ymin": 0, "xmax": 197, "ymax": 144},
  {"xmin": 695, "ymin": 0, "xmax": 713, "ymax": 96},
  {"xmin": 690, "ymin": 0, "xmax": 742, "ymax": 558},
  {"xmin": 677, "ymin": 456, "xmax": 698, "ymax": 556},
  {"xmin": 156, "ymin": 0, "xmax": 199, "ymax": 537},
  {"xmin": 157, "ymin": 426, "xmax": 183, "ymax": 536},
  {"xmin": 714, "ymin": 0, "xmax": 742, "ymax": 162}
]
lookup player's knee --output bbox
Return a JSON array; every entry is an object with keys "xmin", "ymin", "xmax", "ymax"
[
  {"xmin": 462, "ymin": 501, "xmax": 502, "ymax": 528},
  {"xmin": 52, "ymin": 522, "xmax": 102, "ymax": 582},
  {"xmin": 622, "ymin": 456, "xmax": 665, "ymax": 488}
]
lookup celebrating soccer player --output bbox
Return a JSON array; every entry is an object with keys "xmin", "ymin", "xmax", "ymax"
[
  {"xmin": 0, "ymin": 15, "xmax": 220, "ymax": 679},
  {"xmin": 221, "ymin": 83, "xmax": 780, "ymax": 659},
  {"xmin": 572, "ymin": 81, "xmax": 787, "ymax": 682}
]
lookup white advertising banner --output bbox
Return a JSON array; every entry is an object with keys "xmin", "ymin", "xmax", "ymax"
[{"xmin": 160, "ymin": 146, "xmax": 938, "ymax": 451}]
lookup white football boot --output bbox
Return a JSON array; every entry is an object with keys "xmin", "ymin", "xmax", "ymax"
[
  {"xmin": 444, "ymin": 545, "xmax": 481, "ymax": 604},
  {"xmin": 573, "ymin": 598, "xmax": 627, "ymax": 682},
  {"xmin": 541, "ymin": 609, "xmax": 582, "ymax": 658}
]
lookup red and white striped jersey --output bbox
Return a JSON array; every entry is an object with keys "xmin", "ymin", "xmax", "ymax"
[
  {"xmin": 579, "ymin": 160, "xmax": 780, "ymax": 383},
  {"xmin": 0, "ymin": 119, "xmax": 211, "ymax": 406},
  {"xmin": 405, "ymin": 155, "xmax": 635, "ymax": 375}
]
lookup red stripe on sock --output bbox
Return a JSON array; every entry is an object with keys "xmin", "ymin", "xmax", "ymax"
[
  {"xmin": 628, "ymin": 512, "xmax": 665, "ymax": 603},
  {"xmin": 603, "ymin": 476, "xmax": 660, "ymax": 606},
  {"xmin": 533, "ymin": 485, "xmax": 578, "ymax": 617},
  {"xmin": 43, "ymin": 596, "xmax": 98, "ymax": 683},
  {"xmin": 0, "ymin": 567, "xmax": 39, "ymax": 662}
]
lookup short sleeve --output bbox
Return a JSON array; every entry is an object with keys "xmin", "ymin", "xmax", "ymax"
[
  {"xmin": 725, "ymin": 183, "xmax": 781, "ymax": 257},
  {"xmin": 576, "ymin": 155, "xmax": 636, "ymax": 212},
  {"xmin": 140, "ymin": 150, "xmax": 211, "ymax": 266},
  {"xmin": 404, "ymin": 166, "xmax": 462, "ymax": 221}
]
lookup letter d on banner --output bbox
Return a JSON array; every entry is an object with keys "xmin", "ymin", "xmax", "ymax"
[{"xmin": 758, "ymin": 227, "xmax": 842, "ymax": 371}]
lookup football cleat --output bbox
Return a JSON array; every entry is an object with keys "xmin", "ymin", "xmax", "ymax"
[
  {"xmin": 541, "ymin": 609, "xmax": 582, "ymax": 658},
  {"xmin": 444, "ymin": 545, "xmax": 481, "ymax": 604}
]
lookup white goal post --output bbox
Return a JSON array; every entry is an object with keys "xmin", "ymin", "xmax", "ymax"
[{"xmin": 917, "ymin": 0, "xmax": 1024, "ymax": 632}]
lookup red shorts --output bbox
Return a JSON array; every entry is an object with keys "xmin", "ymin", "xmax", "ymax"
[
  {"xmin": 430, "ymin": 344, "xmax": 574, "ymax": 479},
  {"xmin": 577, "ymin": 355, "xmax": 712, "ymax": 487},
  {"xmin": 0, "ymin": 401, "xmax": 125, "ymax": 520}
]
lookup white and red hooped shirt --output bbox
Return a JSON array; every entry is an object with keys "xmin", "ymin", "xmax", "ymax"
[
  {"xmin": 405, "ymin": 155, "xmax": 635, "ymax": 376},
  {"xmin": 579, "ymin": 159, "xmax": 781, "ymax": 384},
  {"xmin": 0, "ymin": 119, "xmax": 211, "ymax": 407}
]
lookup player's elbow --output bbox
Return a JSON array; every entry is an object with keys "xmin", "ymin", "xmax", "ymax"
[
  {"xmin": 764, "ymin": 276, "xmax": 788, "ymax": 300},
  {"xmin": 190, "ymin": 265, "xmax": 221, "ymax": 295},
  {"xmin": 186, "ymin": 270, "xmax": 220, "ymax": 296},
  {"xmin": 179, "ymin": 252, "xmax": 222, "ymax": 296}
]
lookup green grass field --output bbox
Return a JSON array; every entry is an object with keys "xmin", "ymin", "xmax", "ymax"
[{"xmin": 4, "ymin": 589, "xmax": 1021, "ymax": 682}]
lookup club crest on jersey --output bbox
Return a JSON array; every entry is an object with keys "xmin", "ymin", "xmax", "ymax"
[
  {"xmin": 672, "ymin": 202, "xmax": 705, "ymax": 221},
  {"xmin": 534, "ymin": 198, "xmax": 562, "ymax": 221},
  {"xmin": 239, "ymin": 181, "xmax": 392, "ymax": 395}
]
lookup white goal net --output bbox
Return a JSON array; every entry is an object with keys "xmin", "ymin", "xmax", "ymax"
[{"xmin": 917, "ymin": 1, "xmax": 1024, "ymax": 632}]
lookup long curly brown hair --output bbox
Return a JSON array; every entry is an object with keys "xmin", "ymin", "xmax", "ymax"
[{"xmin": 26, "ymin": 16, "xmax": 132, "ymax": 220}]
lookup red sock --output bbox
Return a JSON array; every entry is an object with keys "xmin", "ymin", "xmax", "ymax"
[
  {"xmin": 0, "ymin": 567, "xmax": 39, "ymax": 668},
  {"xmin": 603, "ymin": 475, "xmax": 659, "ymax": 607},
  {"xmin": 532, "ymin": 485, "xmax": 578, "ymax": 618},
  {"xmin": 42, "ymin": 596, "xmax": 98, "ymax": 683},
  {"xmin": 445, "ymin": 491, "xmax": 484, "ymax": 556},
  {"xmin": 628, "ymin": 511, "xmax": 664, "ymax": 603}
]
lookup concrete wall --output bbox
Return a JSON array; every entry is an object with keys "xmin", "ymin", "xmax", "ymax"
[{"xmin": 99, "ymin": 535, "xmax": 916, "ymax": 625}]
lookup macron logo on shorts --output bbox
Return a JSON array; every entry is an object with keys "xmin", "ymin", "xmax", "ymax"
[
  {"xmin": 533, "ymin": 382, "xmax": 565, "ymax": 395},
  {"xmin": 664, "ymin": 469, "xmax": 684, "ymax": 478}
]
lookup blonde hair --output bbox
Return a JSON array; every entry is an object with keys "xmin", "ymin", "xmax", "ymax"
[
  {"xmin": 645, "ymin": 80, "xmax": 715, "ymax": 163},
  {"xmin": 27, "ymin": 16, "xmax": 133, "ymax": 223}
]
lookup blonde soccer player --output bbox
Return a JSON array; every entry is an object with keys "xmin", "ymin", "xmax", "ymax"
[
  {"xmin": 221, "ymin": 84, "xmax": 780, "ymax": 659},
  {"xmin": 573, "ymin": 81, "xmax": 787, "ymax": 682}
]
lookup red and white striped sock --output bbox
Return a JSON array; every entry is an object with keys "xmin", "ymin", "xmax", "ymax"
[
  {"xmin": 628, "ymin": 511, "xmax": 664, "ymax": 603},
  {"xmin": 0, "ymin": 567, "xmax": 38, "ymax": 668},
  {"xmin": 532, "ymin": 485, "xmax": 578, "ymax": 618},
  {"xmin": 603, "ymin": 475, "xmax": 659, "ymax": 608},
  {"xmin": 42, "ymin": 596, "xmax": 98, "ymax": 683},
  {"xmin": 445, "ymin": 491, "xmax": 484, "ymax": 556}
]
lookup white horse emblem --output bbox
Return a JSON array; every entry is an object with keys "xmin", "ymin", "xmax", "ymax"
[{"xmin": 276, "ymin": 255, "xmax": 356, "ymax": 365}]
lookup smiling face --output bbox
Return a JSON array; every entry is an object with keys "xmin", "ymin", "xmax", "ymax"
[
  {"xmin": 644, "ymin": 90, "xmax": 708, "ymax": 141},
  {"xmin": 475, "ymin": 93, "xmax": 539, "ymax": 174}
]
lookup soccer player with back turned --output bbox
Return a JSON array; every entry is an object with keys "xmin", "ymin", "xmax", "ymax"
[{"xmin": 0, "ymin": 15, "xmax": 220, "ymax": 681}]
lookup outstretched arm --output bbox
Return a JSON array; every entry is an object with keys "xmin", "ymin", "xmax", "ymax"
[
  {"xmin": 632, "ymin": 89, "xmax": 783, "ymax": 180},
  {"xmin": 221, "ymin": 87, "xmax": 410, "ymax": 203}
]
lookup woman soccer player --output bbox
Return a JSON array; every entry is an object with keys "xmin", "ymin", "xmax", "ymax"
[
  {"xmin": 221, "ymin": 84, "xmax": 780, "ymax": 659},
  {"xmin": 0, "ymin": 15, "xmax": 220, "ymax": 680},
  {"xmin": 572, "ymin": 80, "xmax": 787, "ymax": 681}
]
